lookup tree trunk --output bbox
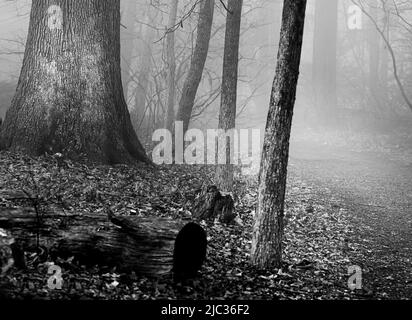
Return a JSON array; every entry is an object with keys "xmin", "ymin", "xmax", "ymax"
[
  {"xmin": 379, "ymin": 8, "xmax": 389, "ymax": 99},
  {"xmin": 251, "ymin": 0, "xmax": 307, "ymax": 269},
  {"xmin": 215, "ymin": 0, "xmax": 243, "ymax": 192},
  {"xmin": 164, "ymin": 0, "xmax": 179, "ymax": 132},
  {"xmin": 312, "ymin": 0, "xmax": 338, "ymax": 126},
  {"xmin": 175, "ymin": 0, "xmax": 215, "ymax": 134},
  {"xmin": 0, "ymin": 0, "xmax": 149, "ymax": 165},
  {"xmin": 0, "ymin": 205, "xmax": 207, "ymax": 278}
]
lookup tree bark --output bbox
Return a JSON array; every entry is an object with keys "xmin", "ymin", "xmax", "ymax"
[
  {"xmin": 164, "ymin": 0, "xmax": 179, "ymax": 132},
  {"xmin": 251, "ymin": 0, "xmax": 307, "ymax": 269},
  {"xmin": 0, "ymin": 0, "xmax": 149, "ymax": 165},
  {"xmin": 312, "ymin": 0, "xmax": 338, "ymax": 125},
  {"xmin": 215, "ymin": 0, "xmax": 243, "ymax": 192},
  {"xmin": 175, "ymin": 0, "xmax": 215, "ymax": 134},
  {"xmin": 0, "ymin": 205, "xmax": 207, "ymax": 277}
]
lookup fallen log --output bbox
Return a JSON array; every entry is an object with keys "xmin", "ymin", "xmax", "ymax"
[{"xmin": 0, "ymin": 207, "xmax": 207, "ymax": 277}]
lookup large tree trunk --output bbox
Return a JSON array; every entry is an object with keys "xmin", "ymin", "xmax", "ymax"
[
  {"xmin": 0, "ymin": 0, "xmax": 149, "ymax": 165},
  {"xmin": 164, "ymin": 0, "xmax": 179, "ymax": 132},
  {"xmin": 215, "ymin": 0, "xmax": 243, "ymax": 192},
  {"xmin": 312, "ymin": 0, "xmax": 338, "ymax": 126},
  {"xmin": 251, "ymin": 0, "xmax": 307, "ymax": 269},
  {"xmin": 0, "ymin": 204, "xmax": 207, "ymax": 278},
  {"xmin": 175, "ymin": 0, "xmax": 215, "ymax": 134}
]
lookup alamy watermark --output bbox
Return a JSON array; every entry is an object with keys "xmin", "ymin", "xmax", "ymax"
[
  {"xmin": 47, "ymin": 264, "xmax": 63, "ymax": 290},
  {"xmin": 47, "ymin": 5, "xmax": 63, "ymax": 30},
  {"xmin": 152, "ymin": 122, "xmax": 261, "ymax": 169},
  {"xmin": 348, "ymin": 5, "xmax": 363, "ymax": 30},
  {"xmin": 348, "ymin": 265, "xmax": 362, "ymax": 290}
]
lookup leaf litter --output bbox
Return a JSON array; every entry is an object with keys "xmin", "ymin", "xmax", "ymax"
[{"xmin": 0, "ymin": 151, "xmax": 386, "ymax": 299}]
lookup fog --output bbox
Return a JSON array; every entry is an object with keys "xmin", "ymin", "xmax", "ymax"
[{"xmin": 1, "ymin": 0, "xmax": 411, "ymax": 155}]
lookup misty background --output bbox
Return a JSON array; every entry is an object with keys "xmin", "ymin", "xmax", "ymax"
[{"xmin": 1, "ymin": 0, "xmax": 412, "ymax": 153}]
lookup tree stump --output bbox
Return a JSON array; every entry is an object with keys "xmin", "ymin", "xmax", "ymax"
[
  {"xmin": 192, "ymin": 186, "xmax": 236, "ymax": 223},
  {"xmin": 0, "ymin": 205, "xmax": 207, "ymax": 277}
]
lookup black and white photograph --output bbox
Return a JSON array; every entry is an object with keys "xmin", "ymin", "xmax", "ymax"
[{"xmin": 0, "ymin": 0, "xmax": 410, "ymax": 311}]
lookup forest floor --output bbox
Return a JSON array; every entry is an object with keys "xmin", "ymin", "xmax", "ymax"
[
  {"xmin": 289, "ymin": 136, "xmax": 412, "ymax": 300},
  {"xmin": 0, "ymin": 129, "xmax": 411, "ymax": 300}
]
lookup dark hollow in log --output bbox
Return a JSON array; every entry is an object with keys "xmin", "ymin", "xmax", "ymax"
[
  {"xmin": 173, "ymin": 222, "xmax": 207, "ymax": 278},
  {"xmin": 192, "ymin": 186, "xmax": 235, "ymax": 223},
  {"xmin": 0, "ymin": 201, "xmax": 207, "ymax": 277}
]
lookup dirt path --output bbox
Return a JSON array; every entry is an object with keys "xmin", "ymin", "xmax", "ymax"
[{"xmin": 288, "ymin": 141, "xmax": 412, "ymax": 299}]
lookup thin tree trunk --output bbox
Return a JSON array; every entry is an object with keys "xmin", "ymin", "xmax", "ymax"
[
  {"xmin": 0, "ymin": 0, "xmax": 149, "ymax": 164},
  {"xmin": 251, "ymin": 0, "xmax": 307, "ymax": 269},
  {"xmin": 175, "ymin": 0, "xmax": 215, "ymax": 134},
  {"xmin": 132, "ymin": 7, "xmax": 156, "ymax": 128},
  {"xmin": 379, "ymin": 8, "xmax": 389, "ymax": 98},
  {"xmin": 164, "ymin": 0, "xmax": 179, "ymax": 132},
  {"xmin": 215, "ymin": 0, "xmax": 243, "ymax": 192}
]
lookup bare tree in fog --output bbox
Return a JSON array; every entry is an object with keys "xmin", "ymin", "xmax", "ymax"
[
  {"xmin": 121, "ymin": 0, "xmax": 138, "ymax": 98},
  {"xmin": 132, "ymin": 5, "xmax": 157, "ymax": 132},
  {"xmin": 252, "ymin": 0, "xmax": 307, "ymax": 268},
  {"xmin": 176, "ymin": 0, "xmax": 215, "ymax": 134},
  {"xmin": 367, "ymin": 1, "xmax": 384, "ymax": 113},
  {"xmin": 355, "ymin": 0, "xmax": 412, "ymax": 113},
  {"xmin": 0, "ymin": 0, "xmax": 149, "ymax": 164},
  {"xmin": 164, "ymin": 0, "xmax": 179, "ymax": 132}
]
